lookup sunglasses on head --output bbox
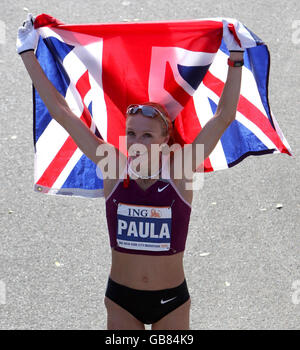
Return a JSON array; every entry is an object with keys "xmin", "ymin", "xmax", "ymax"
[{"xmin": 126, "ymin": 104, "xmax": 169, "ymax": 131}]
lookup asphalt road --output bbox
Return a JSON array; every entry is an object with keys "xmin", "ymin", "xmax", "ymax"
[{"xmin": 0, "ymin": 0, "xmax": 299, "ymax": 330}]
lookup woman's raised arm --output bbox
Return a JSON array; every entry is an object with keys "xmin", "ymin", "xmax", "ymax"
[
  {"xmin": 189, "ymin": 51, "xmax": 243, "ymax": 169},
  {"xmin": 17, "ymin": 14, "xmax": 122, "ymax": 169},
  {"xmin": 186, "ymin": 21, "xmax": 245, "ymax": 173}
]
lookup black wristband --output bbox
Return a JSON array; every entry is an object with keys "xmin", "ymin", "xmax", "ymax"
[{"xmin": 19, "ymin": 48, "xmax": 35, "ymax": 55}]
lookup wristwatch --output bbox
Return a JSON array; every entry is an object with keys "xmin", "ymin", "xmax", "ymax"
[{"xmin": 227, "ymin": 58, "xmax": 244, "ymax": 67}]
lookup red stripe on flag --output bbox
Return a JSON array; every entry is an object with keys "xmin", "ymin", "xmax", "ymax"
[
  {"xmin": 164, "ymin": 62, "xmax": 191, "ymax": 107},
  {"xmin": 36, "ymin": 107, "xmax": 93, "ymax": 189},
  {"xmin": 100, "ymin": 20, "xmax": 223, "ymax": 148},
  {"xmin": 174, "ymin": 98, "xmax": 214, "ymax": 172},
  {"xmin": 175, "ymin": 98, "xmax": 202, "ymax": 143},
  {"xmin": 36, "ymin": 136, "xmax": 77, "ymax": 189},
  {"xmin": 76, "ymin": 70, "xmax": 92, "ymax": 128},
  {"xmin": 228, "ymin": 23, "xmax": 242, "ymax": 48},
  {"xmin": 202, "ymin": 158, "xmax": 214, "ymax": 172},
  {"xmin": 81, "ymin": 104, "xmax": 92, "ymax": 128},
  {"xmin": 38, "ymin": 16, "xmax": 223, "ymax": 53},
  {"xmin": 203, "ymin": 71, "xmax": 291, "ymax": 155},
  {"xmin": 76, "ymin": 70, "xmax": 91, "ymax": 99}
]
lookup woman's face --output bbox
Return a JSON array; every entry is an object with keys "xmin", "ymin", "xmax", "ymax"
[{"xmin": 126, "ymin": 113, "xmax": 169, "ymax": 159}]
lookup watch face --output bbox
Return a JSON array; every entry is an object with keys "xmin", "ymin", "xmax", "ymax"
[
  {"xmin": 228, "ymin": 58, "xmax": 244, "ymax": 67},
  {"xmin": 235, "ymin": 61, "xmax": 243, "ymax": 67}
]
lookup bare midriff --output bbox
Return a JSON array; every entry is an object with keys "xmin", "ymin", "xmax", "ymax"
[{"xmin": 109, "ymin": 249, "xmax": 185, "ymax": 290}]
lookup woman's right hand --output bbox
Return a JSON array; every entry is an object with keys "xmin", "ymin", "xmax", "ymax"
[{"xmin": 16, "ymin": 13, "xmax": 39, "ymax": 55}]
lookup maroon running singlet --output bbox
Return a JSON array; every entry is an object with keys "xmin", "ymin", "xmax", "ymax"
[{"xmin": 105, "ymin": 158, "xmax": 192, "ymax": 256}]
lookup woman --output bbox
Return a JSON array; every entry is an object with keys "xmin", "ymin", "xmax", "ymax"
[{"xmin": 17, "ymin": 14, "xmax": 244, "ymax": 330}]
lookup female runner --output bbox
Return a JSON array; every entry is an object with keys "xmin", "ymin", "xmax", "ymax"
[{"xmin": 17, "ymin": 14, "xmax": 244, "ymax": 330}]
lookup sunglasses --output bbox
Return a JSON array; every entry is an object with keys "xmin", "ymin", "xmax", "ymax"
[{"xmin": 126, "ymin": 104, "xmax": 169, "ymax": 132}]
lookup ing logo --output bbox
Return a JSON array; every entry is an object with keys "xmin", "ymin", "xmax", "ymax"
[{"xmin": 151, "ymin": 209, "xmax": 161, "ymax": 218}]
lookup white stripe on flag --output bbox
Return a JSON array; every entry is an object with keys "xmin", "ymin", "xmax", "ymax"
[
  {"xmin": 266, "ymin": 110, "xmax": 292, "ymax": 154},
  {"xmin": 235, "ymin": 111, "xmax": 277, "ymax": 149},
  {"xmin": 208, "ymin": 17, "xmax": 257, "ymax": 48},
  {"xmin": 38, "ymin": 28, "xmax": 107, "ymax": 140},
  {"xmin": 204, "ymin": 82, "xmax": 279, "ymax": 152},
  {"xmin": 63, "ymin": 42, "xmax": 107, "ymax": 141},
  {"xmin": 79, "ymin": 41, "xmax": 107, "ymax": 141},
  {"xmin": 149, "ymin": 47, "xmax": 216, "ymax": 120},
  {"xmin": 51, "ymin": 147, "xmax": 84, "ymax": 190},
  {"xmin": 34, "ymin": 76, "xmax": 85, "ymax": 182},
  {"xmin": 193, "ymin": 84, "xmax": 228, "ymax": 170},
  {"xmin": 171, "ymin": 47, "xmax": 216, "ymax": 95},
  {"xmin": 209, "ymin": 49, "xmax": 269, "ymax": 118},
  {"xmin": 34, "ymin": 119, "xmax": 70, "ymax": 182},
  {"xmin": 35, "ymin": 29, "xmax": 107, "ymax": 186}
]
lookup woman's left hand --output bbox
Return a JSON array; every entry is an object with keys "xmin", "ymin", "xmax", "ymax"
[
  {"xmin": 16, "ymin": 13, "xmax": 39, "ymax": 55},
  {"xmin": 222, "ymin": 18, "xmax": 245, "ymax": 52}
]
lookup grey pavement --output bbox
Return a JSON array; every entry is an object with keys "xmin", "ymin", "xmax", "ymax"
[{"xmin": 0, "ymin": 0, "xmax": 299, "ymax": 329}]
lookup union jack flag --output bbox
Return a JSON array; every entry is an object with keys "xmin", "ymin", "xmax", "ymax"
[{"xmin": 32, "ymin": 14, "xmax": 292, "ymax": 197}]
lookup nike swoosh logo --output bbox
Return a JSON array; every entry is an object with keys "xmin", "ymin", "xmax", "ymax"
[
  {"xmin": 158, "ymin": 184, "xmax": 169, "ymax": 192},
  {"xmin": 160, "ymin": 296, "xmax": 177, "ymax": 304}
]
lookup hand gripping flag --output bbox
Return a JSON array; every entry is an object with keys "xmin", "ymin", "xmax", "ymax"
[{"xmin": 32, "ymin": 14, "xmax": 292, "ymax": 198}]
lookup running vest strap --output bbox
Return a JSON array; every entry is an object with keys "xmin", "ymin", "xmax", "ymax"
[{"xmin": 105, "ymin": 161, "xmax": 192, "ymax": 256}]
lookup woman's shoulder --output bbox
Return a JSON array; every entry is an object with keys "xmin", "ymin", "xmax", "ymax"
[
  {"xmin": 103, "ymin": 150, "xmax": 127, "ymax": 199},
  {"xmin": 164, "ymin": 154, "xmax": 193, "ymax": 206}
]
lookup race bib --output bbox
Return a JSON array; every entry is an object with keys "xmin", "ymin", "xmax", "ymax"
[{"xmin": 117, "ymin": 203, "xmax": 172, "ymax": 252}]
